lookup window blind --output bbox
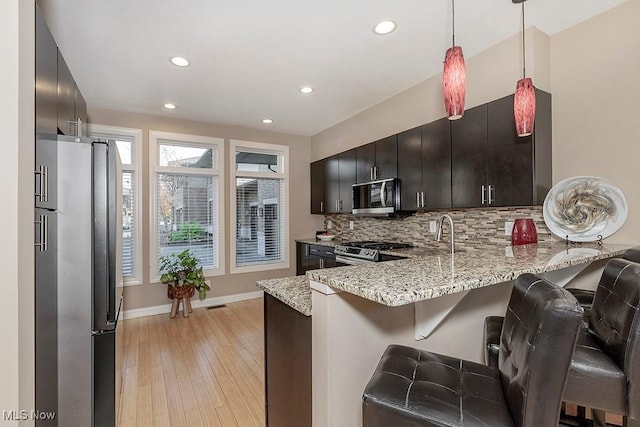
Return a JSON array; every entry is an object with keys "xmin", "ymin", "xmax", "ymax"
[
  {"xmin": 121, "ymin": 171, "xmax": 135, "ymax": 277},
  {"xmin": 156, "ymin": 174, "xmax": 219, "ymax": 270},
  {"xmin": 235, "ymin": 178, "xmax": 285, "ymax": 266}
]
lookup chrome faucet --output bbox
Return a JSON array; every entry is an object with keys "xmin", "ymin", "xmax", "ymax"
[{"xmin": 435, "ymin": 214, "xmax": 455, "ymax": 254}]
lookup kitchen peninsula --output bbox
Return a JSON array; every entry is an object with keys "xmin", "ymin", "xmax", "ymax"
[{"xmin": 258, "ymin": 241, "xmax": 637, "ymax": 427}]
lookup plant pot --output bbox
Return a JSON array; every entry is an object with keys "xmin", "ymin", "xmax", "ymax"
[{"xmin": 167, "ymin": 284, "xmax": 195, "ymax": 300}]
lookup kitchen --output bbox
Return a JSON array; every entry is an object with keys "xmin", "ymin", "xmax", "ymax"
[{"xmin": 2, "ymin": 0, "xmax": 640, "ymax": 426}]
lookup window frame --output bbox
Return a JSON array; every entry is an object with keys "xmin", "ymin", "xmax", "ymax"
[
  {"xmin": 149, "ymin": 130, "xmax": 225, "ymax": 282},
  {"xmin": 230, "ymin": 139, "xmax": 290, "ymax": 274},
  {"xmin": 88, "ymin": 124, "xmax": 143, "ymax": 286}
]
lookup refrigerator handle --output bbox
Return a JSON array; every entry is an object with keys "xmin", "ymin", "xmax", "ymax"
[{"xmin": 93, "ymin": 140, "xmax": 118, "ymax": 332}]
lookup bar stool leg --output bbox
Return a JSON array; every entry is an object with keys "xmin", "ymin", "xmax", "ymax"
[
  {"xmin": 170, "ymin": 298, "xmax": 180, "ymax": 319},
  {"xmin": 185, "ymin": 297, "xmax": 193, "ymax": 313}
]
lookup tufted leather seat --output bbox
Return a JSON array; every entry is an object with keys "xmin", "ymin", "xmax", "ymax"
[
  {"xmin": 565, "ymin": 247, "xmax": 640, "ymax": 315},
  {"xmin": 484, "ymin": 257, "xmax": 640, "ymax": 427},
  {"xmin": 363, "ymin": 273, "xmax": 583, "ymax": 427}
]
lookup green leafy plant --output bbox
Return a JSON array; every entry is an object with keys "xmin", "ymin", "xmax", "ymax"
[
  {"xmin": 158, "ymin": 249, "xmax": 211, "ymax": 300},
  {"xmin": 168, "ymin": 222, "xmax": 204, "ymax": 242}
]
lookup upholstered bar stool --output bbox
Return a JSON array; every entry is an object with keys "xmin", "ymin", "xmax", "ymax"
[
  {"xmin": 484, "ymin": 258, "xmax": 640, "ymax": 427},
  {"xmin": 363, "ymin": 274, "xmax": 583, "ymax": 427},
  {"xmin": 565, "ymin": 247, "xmax": 640, "ymax": 315}
]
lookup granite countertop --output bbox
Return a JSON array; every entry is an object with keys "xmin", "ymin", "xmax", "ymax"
[
  {"xmin": 256, "ymin": 275, "xmax": 311, "ymax": 316},
  {"xmin": 306, "ymin": 242, "xmax": 637, "ymax": 307}
]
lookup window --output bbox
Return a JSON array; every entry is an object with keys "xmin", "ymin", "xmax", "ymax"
[
  {"xmin": 230, "ymin": 140, "xmax": 289, "ymax": 273},
  {"xmin": 88, "ymin": 124, "xmax": 143, "ymax": 285},
  {"xmin": 150, "ymin": 131, "xmax": 224, "ymax": 280}
]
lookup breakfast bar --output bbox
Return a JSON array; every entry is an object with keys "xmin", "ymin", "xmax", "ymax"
[{"xmin": 258, "ymin": 241, "xmax": 636, "ymax": 427}]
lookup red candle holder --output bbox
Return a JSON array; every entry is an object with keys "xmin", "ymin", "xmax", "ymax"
[{"xmin": 511, "ymin": 218, "xmax": 538, "ymax": 246}]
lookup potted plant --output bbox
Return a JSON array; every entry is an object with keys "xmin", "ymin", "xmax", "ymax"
[{"xmin": 158, "ymin": 249, "xmax": 211, "ymax": 318}]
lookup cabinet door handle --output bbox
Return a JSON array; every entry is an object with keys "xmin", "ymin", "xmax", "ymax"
[
  {"xmin": 320, "ymin": 258, "xmax": 324, "ymax": 269},
  {"xmin": 34, "ymin": 214, "xmax": 48, "ymax": 252},
  {"xmin": 370, "ymin": 167, "xmax": 373, "ymax": 181},
  {"xmin": 488, "ymin": 185, "xmax": 494, "ymax": 205},
  {"xmin": 421, "ymin": 192, "xmax": 425, "ymax": 208},
  {"xmin": 481, "ymin": 185, "xmax": 486, "ymax": 205},
  {"xmin": 416, "ymin": 192, "xmax": 420, "ymax": 208},
  {"xmin": 339, "ymin": 200, "xmax": 343, "ymax": 211},
  {"xmin": 320, "ymin": 201, "xmax": 324, "ymax": 213},
  {"xmin": 374, "ymin": 166, "xmax": 378, "ymax": 180}
]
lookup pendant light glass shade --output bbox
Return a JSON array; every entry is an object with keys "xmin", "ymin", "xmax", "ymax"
[
  {"xmin": 514, "ymin": 77, "xmax": 536, "ymax": 137},
  {"xmin": 443, "ymin": 46, "xmax": 466, "ymax": 120},
  {"xmin": 513, "ymin": 0, "xmax": 535, "ymax": 137}
]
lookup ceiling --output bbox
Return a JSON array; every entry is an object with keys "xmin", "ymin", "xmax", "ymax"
[{"xmin": 39, "ymin": 0, "xmax": 625, "ymax": 137}]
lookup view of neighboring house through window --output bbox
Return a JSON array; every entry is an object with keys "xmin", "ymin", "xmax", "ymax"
[
  {"xmin": 231, "ymin": 140, "xmax": 289, "ymax": 273},
  {"xmin": 88, "ymin": 124, "xmax": 142, "ymax": 285},
  {"xmin": 150, "ymin": 131, "xmax": 225, "ymax": 279}
]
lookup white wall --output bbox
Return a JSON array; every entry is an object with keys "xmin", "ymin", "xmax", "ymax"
[
  {"xmin": 88, "ymin": 107, "xmax": 323, "ymax": 310},
  {"xmin": 0, "ymin": 0, "xmax": 35, "ymax": 423},
  {"xmin": 311, "ymin": 28, "xmax": 550, "ymax": 161},
  {"xmin": 550, "ymin": 0, "xmax": 640, "ymax": 244}
]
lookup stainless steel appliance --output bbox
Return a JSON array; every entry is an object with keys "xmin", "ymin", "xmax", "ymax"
[
  {"xmin": 352, "ymin": 178, "xmax": 402, "ymax": 216},
  {"xmin": 38, "ymin": 134, "xmax": 124, "ymax": 426},
  {"xmin": 334, "ymin": 241, "xmax": 412, "ymax": 265}
]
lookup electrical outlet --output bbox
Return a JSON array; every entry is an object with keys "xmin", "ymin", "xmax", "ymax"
[
  {"xmin": 327, "ymin": 220, "xmax": 332, "ymax": 229},
  {"xmin": 505, "ymin": 221, "xmax": 515, "ymax": 236},
  {"xmin": 429, "ymin": 220, "xmax": 437, "ymax": 233},
  {"xmin": 349, "ymin": 220, "xmax": 354, "ymax": 230}
]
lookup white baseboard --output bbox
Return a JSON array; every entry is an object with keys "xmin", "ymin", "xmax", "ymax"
[{"xmin": 122, "ymin": 290, "xmax": 264, "ymax": 320}]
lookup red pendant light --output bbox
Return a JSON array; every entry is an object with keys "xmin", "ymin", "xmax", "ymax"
[
  {"xmin": 513, "ymin": 0, "xmax": 536, "ymax": 137},
  {"xmin": 443, "ymin": 0, "xmax": 466, "ymax": 120}
]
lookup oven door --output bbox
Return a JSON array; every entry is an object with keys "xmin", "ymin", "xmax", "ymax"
[{"xmin": 335, "ymin": 255, "xmax": 374, "ymax": 266}]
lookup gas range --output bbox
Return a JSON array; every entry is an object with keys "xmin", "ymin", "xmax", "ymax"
[{"xmin": 334, "ymin": 241, "xmax": 413, "ymax": 264}]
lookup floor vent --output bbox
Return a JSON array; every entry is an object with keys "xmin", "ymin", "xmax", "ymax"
[{"xmin": 206, "ymin": 304, "xmax": 227, "ymax": 310}]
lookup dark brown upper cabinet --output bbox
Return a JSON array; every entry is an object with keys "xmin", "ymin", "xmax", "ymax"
[
  {"xmin": 323, "ymin": 149, "xmax": 356, "ymax": 213},
  {"xmin": 57, "ymin": 51, "xmax": 88, "ymax": 137},
  {"xmin": 35, "ymin": 8, "xmax": 58, "ymax": 137},
  {"xmin": 452, "ymin": 89, "xmax": 552, "ymax": 208},
  {"xmin": 310, "ymin": 90, "xmax": 551, "ymax": 214},
  {"xmin": 310, "ymin": 160, "xmax": 325, "ymax": 214},
  {"xmin": 57, "ymin": 52, "xmax": 75, "ymax": 136},
  {"xmin": 451, "ymin": 104, "xmax": 489, "ymax": 208},
  {"xmin": 398, "ymin": 119, "xmax": 452, "ymax": 211},
  {"xmin": 486, "ymin": 90, "xmax": 551, "ymax": 206},
  {"xmin": 356, "ymin": 135, "xmax": 397, "ymax": 183}
]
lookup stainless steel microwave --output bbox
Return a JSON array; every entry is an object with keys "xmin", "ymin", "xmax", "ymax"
[{"xmin": 352, "ymin": 178, "xmax": 401, "ymax": 216}]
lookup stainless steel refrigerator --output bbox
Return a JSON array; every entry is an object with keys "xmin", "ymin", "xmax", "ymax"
[{"xmin": 36, "ymin": 134, "xmax": 124, "ymax": 426}]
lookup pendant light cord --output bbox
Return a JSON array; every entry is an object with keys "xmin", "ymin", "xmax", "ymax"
[
  {"xmin": 521, "ymin": 1, "xmax": 526, "ymax": 78},
  {"xmin": 452, "ymin": 0, "xmax": 456, "ymax": 47}
]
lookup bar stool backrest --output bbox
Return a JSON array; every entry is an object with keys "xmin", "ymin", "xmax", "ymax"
[
  {"xmin": 499, "ymin": 274, "xmax": 583, "ymax": 427},
  {"xmin": 589, "ymin": 258, "xmax": 640, "ymax": 419}
]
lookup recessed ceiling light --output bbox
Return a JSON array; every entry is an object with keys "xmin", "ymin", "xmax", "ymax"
[
  {"xmin": 163, "ymin": 103, "xmax": 177, "ymax": 110},
  {"xmin": 299, "ymin": 86, "xmax": 315, "ymax": 94},
  {"xmin": 170, "ymin": 57, "xmax": 190, "ymax": 67},
  {"xmin": 373, "ymin": 20, "xmax": 396, "ymax": 35},
  {"xmin": 262, "ymin": 118, "xmax": 273, "ymax": 124}
]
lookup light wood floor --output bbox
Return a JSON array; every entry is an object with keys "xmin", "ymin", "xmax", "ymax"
[
  {"xmin": 117, "ymin": 297, "xmax": 625, "ymax": 427},
  {"xmin": 118, "ymin": 298, "xmax": 265, "ymax": 427}
]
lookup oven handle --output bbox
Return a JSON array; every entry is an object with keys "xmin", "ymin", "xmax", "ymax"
[
  {"xmin": 380, "ymin": 181, "xmax": 387, "ymax": 208},
  {"xmin": 335, "ymin": 255, "xmax": 374, "ymax": 266}
]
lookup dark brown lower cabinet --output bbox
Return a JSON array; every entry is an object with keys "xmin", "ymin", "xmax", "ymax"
[{"xmin": 264, "ymin": 294, "xmax": 312, "ymax": 427}]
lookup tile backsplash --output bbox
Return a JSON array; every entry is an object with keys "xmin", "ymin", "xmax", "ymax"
[{"xmin": 324, "ymin": 207, "xmax": 555, "ymax": 248}]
